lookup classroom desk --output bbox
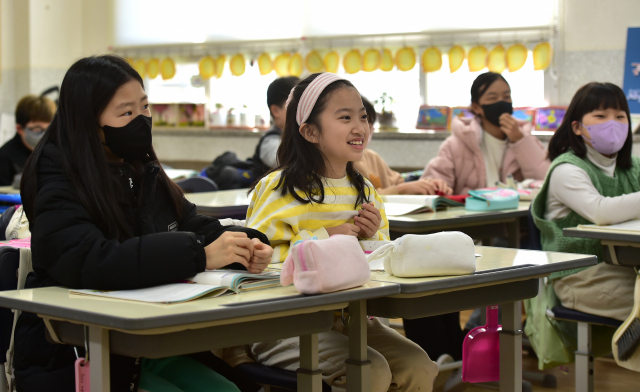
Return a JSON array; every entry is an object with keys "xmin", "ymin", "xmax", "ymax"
[
  {"xmin": 365, "ymin": 246, "xmax": 597, "ymax": 392},
  {"xmin": 563, "ymin": 227, "xmax": 640, "ymax": 266},
  {"xmin": 386, "ymin": 202, "xmax": 530, "ymax": 247},
  {"xmin": 0, "ymin": 186, "xmax": 19, "ymax": 194},
  {"xmin": 0, "ymin": 282, "xmax": 398, "ymax": 392},
  {"xmin": 185, "ymin": 189, "xmax": 250, "ymax": 218}
]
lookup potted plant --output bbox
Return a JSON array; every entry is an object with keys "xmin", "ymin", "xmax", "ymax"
[{"xmin": 374, "ymin": 93, "xmax": 398, "ymax": 131}]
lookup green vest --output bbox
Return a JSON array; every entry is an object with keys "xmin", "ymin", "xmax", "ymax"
[{"xmin": 531, "ymin": 151, "xmax": 640, "ymax": 280}]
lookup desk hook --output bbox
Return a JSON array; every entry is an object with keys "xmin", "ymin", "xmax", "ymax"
[
  {"xmin": 341, "ymin": 308, "xmax": 350, "ymax": 327},
  {"xmin": 84, "ymin": 325, "xmax": 90, "ymax": 362}
]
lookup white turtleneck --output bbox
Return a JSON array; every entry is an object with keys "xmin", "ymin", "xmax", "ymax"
[
  {"xmin": 480, "ymin": 130, "xmax": 508, "ymax": 187},
  {"xmin": 545, "ymin": 144, "xmax": 640, "ymax": 224}
]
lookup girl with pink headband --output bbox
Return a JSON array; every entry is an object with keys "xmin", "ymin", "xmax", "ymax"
[{"xmin": 246, "ymin": 73, "xmax": 438, "ymax": 391}]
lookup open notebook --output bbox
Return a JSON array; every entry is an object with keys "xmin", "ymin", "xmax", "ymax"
[
  {"xmin": 381, "ymin": 195, "xmax": 464, "ymax": 216},
  {"xmin": 577, "ymin": 219, "xmax": 640, "ymax": 235},
  {"xmin": 70, "ymin": 270, "xmax": 280, "ymax": 304}
]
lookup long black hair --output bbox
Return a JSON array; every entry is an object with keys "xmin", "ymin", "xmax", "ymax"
[
  {"xmin": 250, "ymin": 73, "xmax": 371, "ymax": 207},
  {"xmin": 548, "ymin": 82, "xmax": 633, "ymax": 169},
  {"xmin": 21, "ymin": 55, "xmax": 185, "ymax": 241}
]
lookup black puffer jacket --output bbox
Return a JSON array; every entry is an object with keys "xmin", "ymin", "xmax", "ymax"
[{"xmin": 13, "ymin": 143, "xmax": 268, "ymax": 391}]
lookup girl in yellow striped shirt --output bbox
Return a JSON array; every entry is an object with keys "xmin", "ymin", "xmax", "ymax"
[{"xmin": 245, "ymin": 73, "xmax": 438, "ymax": 391}]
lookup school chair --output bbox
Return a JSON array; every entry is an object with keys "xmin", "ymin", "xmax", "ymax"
[
  {"xmin": 235, "ymin": 362, "xmax": 331, "ymax": 392},
  {"xmin": 0, "ymin": 207, "xmax": 16, "ymax": 241},
  {"xmin": 176, "ymin": 176, "xmax": 219, "ymax": 193}
]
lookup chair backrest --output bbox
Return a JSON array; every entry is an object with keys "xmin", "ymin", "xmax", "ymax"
[
  {"xmin": 176, "ymin": 176, "xmax": 219, "ymax": 193},
  {"xmin": 528, "ymin": 204, "xmax": 543, "ymax": 251},
  {"xmin": 0, "ymin": 207, "xmax": 16, "ymax": 242}
]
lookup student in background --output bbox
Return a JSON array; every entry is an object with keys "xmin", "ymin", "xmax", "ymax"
[
  {"xmin": 527, "ymin": 82, "xmax": 638, "ymax": 366},
  {"xmin": 14, "ymin": 55, "xmax": 273, "ymax": 392},
  {"xmin": 250, "ymin": 76, "xmax": 299, "ymax": 179},
  {"xmin": 246, "ymin": 73, "xmax": 438, "ymax": 391},
  {"xmin": 0, "ymin": 95, "xmax": 55, "ymax": 185},
  {"xmin": 355, "ymin": 97, "xmax": 453, "ymax": 195},
  {"xmin": 423, "ymin": 72, "xmax": 550, "ymax": 194}
]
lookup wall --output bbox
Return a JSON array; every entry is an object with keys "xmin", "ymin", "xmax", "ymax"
[
  {"xmin": 557, "ymin": 0, "xmax": 640, "ymax": 104},
  {"xmin": 0, "ymin": 0, "xmax": 114, "ymax": 114}
]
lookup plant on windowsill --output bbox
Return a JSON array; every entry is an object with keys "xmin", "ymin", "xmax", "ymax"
[{"xmin": 374, "ymin": 92, "xmax": 398, "ymax": 132}]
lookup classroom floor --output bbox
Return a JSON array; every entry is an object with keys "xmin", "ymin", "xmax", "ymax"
[{"xmin": 389, "ymin": 310, "xmax": 640, "ymax": 392}]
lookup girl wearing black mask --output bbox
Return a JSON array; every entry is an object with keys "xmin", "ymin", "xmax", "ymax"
[
  {"xmin": 421, "ymin": 72, "xmax": 550, "ymax": 195},
  {"xmin": 14, "ymin": 55, "xmax": 273, "ymax": 392}
]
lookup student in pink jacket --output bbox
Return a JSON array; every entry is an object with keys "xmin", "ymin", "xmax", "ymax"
[{"xmin": 422, "ymin": 72, "xmax": 550, "ymax": 195}]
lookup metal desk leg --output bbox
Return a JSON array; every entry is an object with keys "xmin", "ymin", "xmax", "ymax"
[
  {"xmin": 507, "ymin": 219, "xmax": 521, "ymax": 249},
  {"xmin": 346, "ymin": 300, "xmax": 371, "ymax": 392},
  {"xmin": 500, "ymin": 301, "xmax": 522, "ymax": 392},
  {"xmin": 89, "ymin": 326, "xmax": 110, "ymax": 391},
  {"xmin": 575, "ymin": 322, "xmax": 594, "ymax": 392},
  {"xmin": 298, "ymin": 334, "xmax": 323, "ymax": 392}
]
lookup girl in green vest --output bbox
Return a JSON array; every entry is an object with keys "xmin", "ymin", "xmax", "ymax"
[{"xmin": 526, "ymin": 82, "xmax": 638, "ymax": 369}]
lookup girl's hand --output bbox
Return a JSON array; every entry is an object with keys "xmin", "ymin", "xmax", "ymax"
[
  {"xmin": 326, "ymin": 223, "xmax": 360, "ymax": 237},
  {"xmin": 204, "ymin": 231, "xmax": 254, "ymax": 270},
  {"xmin": 431, "ymin": 179, "xmax": 453, "ymax": 196},
  {"xmin": 396, "ymin": 180, "xmax": 438, "ymax": 195},
  {"xmin": 248, "ymin": 238, "xmax": 273, "ymax": 274},
  {"xmin": 499, "ymin": 114, "xmax": 523, "ymax": 143},
  {"xmin": 354, "ymin": 203, "xmax": 381, "ymax": 239}
]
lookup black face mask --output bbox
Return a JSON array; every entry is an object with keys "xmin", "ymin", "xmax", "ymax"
[
  {"xmin": 101, "ymin": 115, "xmax": 152, "ymax": 160},
  {"xmin": 481, "ymin": 101, "xmax": 513, "ymax": 127}
]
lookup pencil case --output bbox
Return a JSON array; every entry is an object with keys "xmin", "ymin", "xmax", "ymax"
[{"xmin": 465, "ymin": 188, "xmax": 519, "ymax": 211}]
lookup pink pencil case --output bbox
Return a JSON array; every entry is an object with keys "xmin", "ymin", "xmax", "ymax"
[{"xmin": 281, "ymin": 235, "xmax": 371, "ymax": 295}]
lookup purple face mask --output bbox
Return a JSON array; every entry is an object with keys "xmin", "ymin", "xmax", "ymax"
[{"xmin": 581, "ymin": 120, "xmax": 629, "ymax": 155}]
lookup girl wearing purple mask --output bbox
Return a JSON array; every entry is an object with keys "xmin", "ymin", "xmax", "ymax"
[{"xmin": 526, "ymin": 82, "xmax": 638, "ymax": 369}]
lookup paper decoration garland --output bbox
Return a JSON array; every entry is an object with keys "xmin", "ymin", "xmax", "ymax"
[
  {"xmin": 147, "ymin": 58, "xmax": 159, "ymax": 79},
  {"xmin": 533, "ymin": 42, "xmax": 552, "ymax": 71},
  {"xmin": 215, "ymin": 55, "xmax": 226, "ymax": 78},
  {"xmin": 274, "ymin": 53, "xmax": 291, "ymax": 76},
  {"xmin": 422, "ymin": 47, "xmax": 442, "ymax": 73},
  {"xmin": 487, "ymin": 45, "xmax": 506, "ymax": 73},
  {"xmin": 448, "ymin": 46, "xmax": 465, "ymax": 73},
  {"xmin": 363, "ymin": 49, "xmax": 381, "ymax": 72},
  {"xmin": 305, "ymin": 50, "xmax": 324, "ymax": 73},
  {"xmin": 258, "ymin": 53, "xmax": 273, "ymax": 75},
  {"xmin": 198, "ymin": 56, "xmax": 216, "ymax": 79},
  {"xmin": 134, "ymin": 59, "xmax": 147, "ymax": 78},
  {"xmin": 380, "ymin": 49, "xmax": 394, "ymax": 72},
  {"xmin": 289, "ymin": 53, "xmax": 303, "ymax": 76},
  {"xmin": 396, "ymin": 47, "xmax": 416, "ymax": 71},
  {"xmin": 468, "ymin": 46, "xmax": 488, "ymax": 72},
  {"xmin": 229, "ymin": 54, "xmax": 246, "ymax": 76},
  {"xmin": 506, "ymin": 44, "xmax": 528, "ymax": 72},
  {"xmin": 343, "ymin": 49, "xmax": 362, "ymax": 74},
  {"xmin": 324, "ymin": 51, "xmax": 340, "ymax": 73},
  {"xmin": 160, "ymin": 58, "xmax": 176, "ymax": 80}
]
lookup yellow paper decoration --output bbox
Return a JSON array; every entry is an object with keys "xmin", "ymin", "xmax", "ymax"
[
  {"xmin": 506, "ymin": 44, "xmax": 528, "ymax": 72},
  {"xmin": 198, "ymin": 56, "xmax": 216, "ymax": 80},
  {"xmin": 396, "ymin": 47, "xmax": 416, "ymax": 71},
  {"xmin": 363, "ymin": 49, "xmax": 381, "ymax": 72},
  {"xmin": 125, "ymin": 58, "xmax": 135, "ymax": 66},
  {"xmin": 421, "ymin": 47, "xmax": 442, "ymax": 73},
  {"xmin": 134, "ymin": 59, "xmax": 147, "ymax": 78},
  {"xmin": 215, "ymin": 55, "xmax": 226, "ymax": 78},
  {"xmin": 289, "ymin": 53, "xmax": 303, "ymax": 77},
  {"xmin": 533, "ymin": 42, "xmax": 552, "ymax": 71},
  {"xmin": 468, "ymin": 46, "xmax": 488, "ymax": 72},
  {"xmin": 448, "ymin": 46, "xmax": 465, "ymax": 73},
  {"xmin": 305, "ymin": 50, "xmax": 324, "ymax": 73},
  {"xmin": 274, "ymin": 53, "xmax": 291, "ymax": 76},
  {"xmin": 147, "ymin": 58, "xmax": 159, "ymax": 79},
  {"xmin": 229, "ymin": 54, "xmax": 246, "ymax": 76},
  {"xmin": 487, "ymin": 45, "xmax": 506, "ymax": 73},
  {"xmin": 258, "ymin": 53, "xmax": 273, "ymax": 75},
  {"xmin": 160, "ymin": 58, "xmax": 176, "ymax": 80},
  {"xmin": 343, "ymin": 50, "xmax": 362, "ymax": 74},
  {"xmin": 324, "ymin": 51, "xmax": 340, "ymax": 73},
  {"xmin": 380, "ymin": 49, "xmax": 394, "ymax": 72}
]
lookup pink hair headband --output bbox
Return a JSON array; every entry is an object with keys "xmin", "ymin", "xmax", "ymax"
[{"xmin": 285, "ymin": 73, "xmax": 345, "ymax": 126}]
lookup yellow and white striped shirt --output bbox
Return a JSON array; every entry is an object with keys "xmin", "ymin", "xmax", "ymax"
[{"xmin": 247, "ymin": 170, "xmax": 390, "ymax": 262}]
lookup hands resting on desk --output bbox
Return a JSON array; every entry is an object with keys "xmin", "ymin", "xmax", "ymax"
[{"xmin": 204, "ymin": 232, "xmax": 274, "ymax": 273}]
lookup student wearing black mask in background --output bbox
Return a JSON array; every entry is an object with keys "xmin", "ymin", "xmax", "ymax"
[
  {"xmin": 422, "ymin": 72, "xmax": 550, "ymax": 195},
  {"xmin": 0, "ymin": 95, "xmax": 55, "ymax": 185}
]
